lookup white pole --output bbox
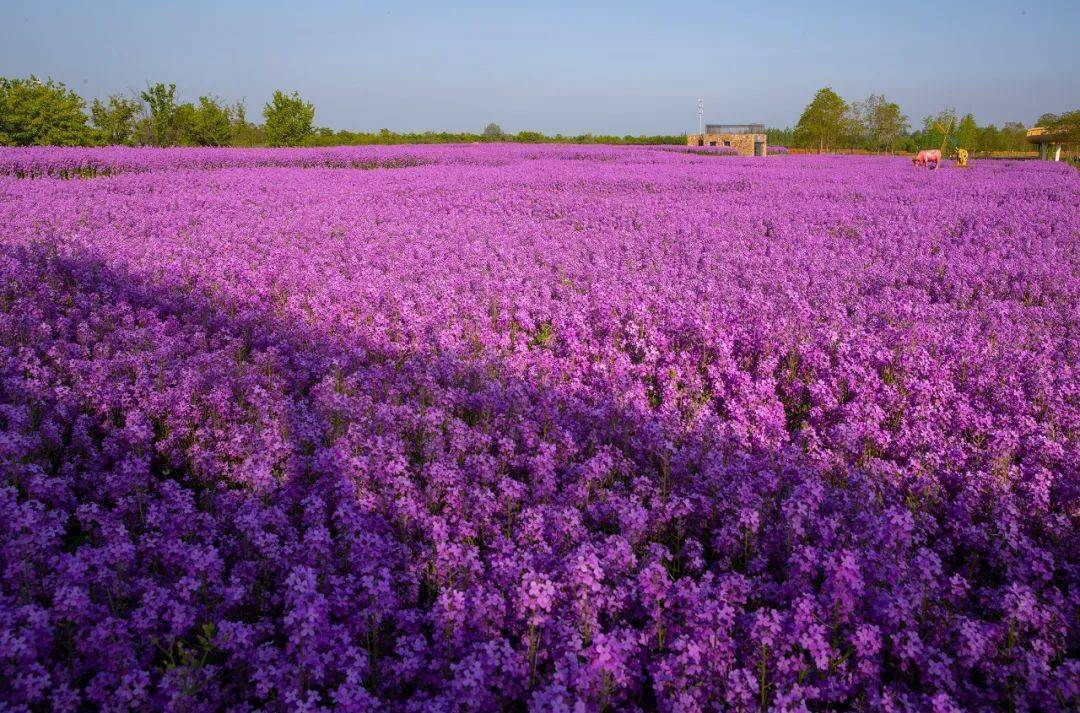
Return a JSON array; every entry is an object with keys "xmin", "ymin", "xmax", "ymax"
[
  {"xmin": 697, "ymin": 99, "xmax": 703, "ymax": 136},
  {"xmin": 1054, "ymin": 144, "xmax": 1061, "ymax": 162}
]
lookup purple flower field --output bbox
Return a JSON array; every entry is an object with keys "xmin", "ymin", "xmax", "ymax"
[
  {"xmin": 0, "ymin": 144, "xmax": 669, "ymax": 179},
  {"xmin": 0, "ymin": 145, "xmax": 1077, "ymax": 711}
]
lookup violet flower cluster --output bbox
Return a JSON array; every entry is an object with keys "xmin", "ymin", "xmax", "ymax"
[
  {"xmin": 655, "ymin": 146, "xmax": 741, "ymax": 157},
  {"xmin": 0, "ymin": 146, "xmax": 1077, "ymax": 711},
  {"xmin": 0, "ymin": 144, "xmax": 680, "ymax": 179}
]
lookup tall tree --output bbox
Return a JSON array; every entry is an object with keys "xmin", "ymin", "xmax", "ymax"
[
  {"xmin": 90, "ymin": 95, "xmax": 141, "ymax": 145},
  {"xmin": 977, "ymin": 124, "xmax": 1000, "ymax": 152},
  {"xmin": 877, "ymin": 100, "xmax": 908, "ymax": 152},
  {"xmin": 955, "ymin": 113, "xmax": 979, "ymax": 151},
  {"xmin": 840, "ymin": 102, "xmax": 865, "ymax": 149},
  {"xmin": 178, "ymin": 96, "xmax": 233, "ymax": 146},
  {"xmin": 263, "ymin": 90, "xmax": 314, "ymax": 147},
  {"xmin": 0, "ymin": 76, "xmax": 93, "ymax": 146},
  {"xmin": 1000, "ymin": 121, "xmax": 1028, "ymax": 151},
  {"xmin": 794, "ymin": 87, "xmax": 848, "ymax": 151},
  {"xmin": 139, "ymin": 83, "xmax": 180, "ymax": 146},
  {"xmin": 854, "ymin": 94, "xmax": 908, "ymax": 152},
  {"xmin": 847, "ymin": 96, "xmax": 872, "ymax": 147}
]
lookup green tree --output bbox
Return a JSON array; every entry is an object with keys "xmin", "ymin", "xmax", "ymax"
[
  {"xmin": 482, "ymin": 122, "xmax": 504, "ymax": 140},
  {"xmin": 794, "ymin": 87, "xmax": 848, "ymax": 151},
  {"xmin": 90, "ymin": 94, "xmax": 141, "ymax": 145},
  {"xmin": 854, "ymin": 94, "xmax": 908, "ymax": 152},
  {"xmin": 955, "ymin": 113, "xmax": 979, "ymax": 151},
  {"xmin": 766, "ymin": 126, "xmax": 797, "ymax": 147},
  {"xmin": 849, "ymin": 96, "xmax": 876, "ymax": 148},
  {"xmin": 878, "ymin": 102, "xmax": 909, "ymax": 152},
  {"xmin": 0, "ymin": 76, "xmax": 93, "ymax": 146},
  {"xmin": 263, "ymin": 90, "xmax": 314, "ymax": 147},
  {"xmin": 1000, "ymin": 121, "xmax": 1028, "ymax": 151},
  {"xmin": 139, "ymin": 82, "xmax": 180, "ymax": 146},
  {"xmin": 178, "ymin": 96, "xmax": 232, "ymax": 146},
  {"xmin": 1039, "ymin": 110, "xmax": 1080, "ymax": 145},
  {"xmin": 840, "ymin": 103, "xmax": 865, "ymax": 149},
  {"xmin": 977, "ymin": 124, "xmax": 1000, "ymax": 152},
  {"xmin": 174, "ymin": 102, "xmax": 195, "ymax": 144},
  {"xmin": 227, "ymin": 101, "xmax": 263, "ymax": 146}
]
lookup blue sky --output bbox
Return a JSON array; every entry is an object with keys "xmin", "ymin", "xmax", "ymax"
[{"xmin": 2, "ymin": 0, "xmax": 1077, "ymax": 134}]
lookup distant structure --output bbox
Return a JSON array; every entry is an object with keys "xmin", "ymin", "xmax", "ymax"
[
  {"xmin": 1026, "ymin": 126, "xmax": 1071, "ymax": 161},
  {"xmin": 688, "ymin": 123, "xmax": 768, "ymax": 156}
]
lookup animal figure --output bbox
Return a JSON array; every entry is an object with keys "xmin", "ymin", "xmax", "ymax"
[{"xmin": 912, "ymin": 149, "xmax": 941, "ymax": 168}]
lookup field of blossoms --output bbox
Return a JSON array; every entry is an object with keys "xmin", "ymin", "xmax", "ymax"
[{"xmin": 0, "ymin": 145, "xmax": 1077, "ymax": 711}]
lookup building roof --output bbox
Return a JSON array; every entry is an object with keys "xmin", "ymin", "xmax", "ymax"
[
  {"xmin": 1026, "ymin": 126, "xmax": 1068, "ymax": 144},
  {"xmin": 704, "ymin": 123, "xmax": 765, "ymax": 134}
]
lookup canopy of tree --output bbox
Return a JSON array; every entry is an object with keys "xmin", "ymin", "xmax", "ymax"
[
  {"xmin": 794, "ymin": 87, "xmax": 848, "ymax": 151},
  {"xmin": 263, "ymin": 90, "xmax": 315, "ymax": 147},
  {"xmin": 0, "ymin": 76, "xmax": 93, "ymax": 146},
  {"xmin": 90, "ymin": 95, "xmax": 141, "ymax": 146},
  {"xmin": 773, "ymin": 88, "xmax": 1049, "ymax": 154},
  {"xmin": 850, "ymin": 94, "xmax": 909, "ymax": 152},
  {"xmin": 1036, "ymin": 111, "xmax": 1080, "ymax": 145}
]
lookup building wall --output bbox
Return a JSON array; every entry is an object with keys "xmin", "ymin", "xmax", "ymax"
[{"xmin": 686, "ymin": 133, "xmax": 767, "ymax": 156}]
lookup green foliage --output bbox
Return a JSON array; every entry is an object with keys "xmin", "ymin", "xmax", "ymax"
[
  {"xmin": 977, "ymin": 124, "xmax": 1000, "ymax": 152},
  {"xmin": 529, "ymin": 320, "xmax": 554, "ymax": 348},
  {"xmin": 795, "ymin": 87, "xmax": 848, "ymax": 151},
  {"xmin": 4, "ymin": 74, "xmax": 1061, "ymax": 155},
  {"xmin": 786, "ymin": 89, "xmax": 1033, "ymax": 154},
  {"xmin": 766, "ymin": 126, "xmax": 796, "ymax": 147},
  {"xmin": 228, "ymin": 101, "xmax": 264, "ymax": 147},
  {"xmin": 515, "ymin": 130, "xmax": 546, "ymax": 143},
  {"xmin": 921, "ymin": 107, "xmax": 959, "ymax": 152},
  {"xmin": 1000, "ymin": 122, "xmax": 1030, "ymax": 148},
  {"xmin": 1038, "ymin": 110, "xmax": 1080, "ymax": 145},
  {"xmin": 179, "ymin": 96, "xmax": 233, "ymax": 146},
  {"xmin": 955, "ymin": 113, "xmax": 979, "ymax": 151},
  {"xmin": 90, "ymin": 95, "xmax": 141, "ymax": 146},
  {"xmin": 908, "ymin": 110, "xmax": 1029, "ymax": 153},
  {"xmin": 850, "ymin": 94, "xmax": 909, "ymax": 152},
  {"xmin": 263, "ymin": 90, "xmax": 315, "ymax": 147},
  {"xmin": 301, "ymin": 127, "xmax": 686, "ymax": 147},
  {"xmin": 139, "ymin": 83, "xmax": 181, "ymax": 146},
  {"xmin": 153, "ymin": 622, "xmax": 217, "ymax": 698},
  {"xmin": 0, "ymin": 76, "xmax": 93, "ymax": 146}
]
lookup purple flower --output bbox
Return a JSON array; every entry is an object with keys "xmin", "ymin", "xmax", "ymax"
[{"xmin": 0, "ymin": 146, "xmax": 1076, "ymax": 709}]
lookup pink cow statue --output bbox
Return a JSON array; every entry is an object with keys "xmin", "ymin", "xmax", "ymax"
[{"xmin": 912, "ymin": 149, "xmax": 941, "ymax": 169}]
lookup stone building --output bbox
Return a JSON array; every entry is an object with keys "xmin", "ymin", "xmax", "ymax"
[{"xmin": 687, "ymin": 123, "xmax": 767, "ymax": 156}]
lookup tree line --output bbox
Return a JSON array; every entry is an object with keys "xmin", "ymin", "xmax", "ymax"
[
  {"xmin": 305, "ymin": 123, "xmax": 685, "ymax": 146},
  {"xmin": 0, "ymin": 75, "xmax": 1072, "ymax": 152},
  {"xmin": 0, "ymin": 76, "xmax": 683, "ymax": 148},
  {"xmin": 0, "ymin": 77, "xmax": 316, "ymax": 147},
  {"xmin": 772, "ymin": 87, "xmax": 1067, "ymax": 154}
]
